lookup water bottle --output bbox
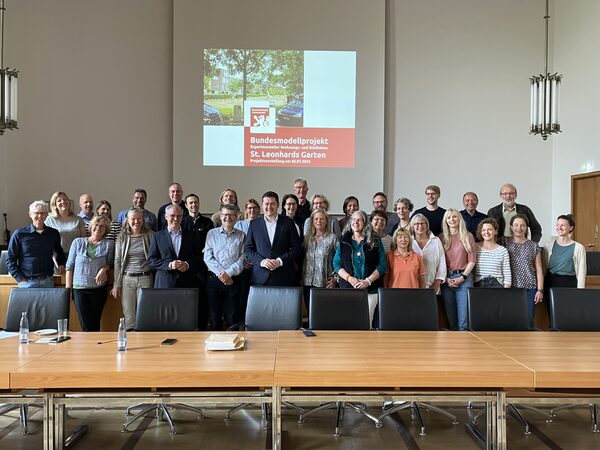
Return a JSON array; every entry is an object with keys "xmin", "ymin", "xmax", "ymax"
[
  {"xmin": 19, "ymin": 312, "xmax": 29, "ymax": 344},
  {"xmin": 117, "ymin": 317, "xmax": 127, "ymax": 351}
]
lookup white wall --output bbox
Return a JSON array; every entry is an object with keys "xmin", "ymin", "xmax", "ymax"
[
  {"xmin": 387, "ymin": 0, "xmax": 552, "ymax": 238},
  {"xmin": 552, "ymin": 0, "xmax": 600, "ymax": 222},
  {"xmin": 1, "ymin": 0, "xmax": 172, "ymax": 229},
  {"xmin": 2, "ymin": 0, "xmax": 591, "ymax": 242}
]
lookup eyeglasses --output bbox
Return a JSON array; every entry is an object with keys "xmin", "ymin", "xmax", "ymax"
[
  {"xmin": 413, "ymin": 222, "xmax": 426, "ymax": 227},
  {"xmin": 500, "ymin": 192, "xmax": 516, "ymax": 196}
]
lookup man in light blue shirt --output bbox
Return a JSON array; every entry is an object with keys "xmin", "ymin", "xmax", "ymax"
[
  {"xmin": 117, "ymin": 188, "xmax": 157, "ymax": 231},
  {"xmin": 204, "ymin": 204, "xmax": 245, "ymax": 330}
]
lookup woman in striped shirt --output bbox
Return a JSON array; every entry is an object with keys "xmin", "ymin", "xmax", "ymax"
[{"xmin": 474, "ymin": 218, "xmax": 511, "ymax": 288}]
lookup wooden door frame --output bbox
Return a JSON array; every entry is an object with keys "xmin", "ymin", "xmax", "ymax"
[{"xmin": 571, "ymin": 170, "xmax": 600, "ymax": 246}]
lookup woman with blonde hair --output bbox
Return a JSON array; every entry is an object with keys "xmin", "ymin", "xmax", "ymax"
[
  {"xmin": 303, "ymin": 193, "xmax": 341, "ymax": 238},
  {"xmin": 440, "ymin": 208, "xmax": 476, "ymax": 331},
  {"xmin": 410, "ymin": 214, "xmax": 446, "ymax": 294},
  {"xmin": 65, "ymin": 215, "xmax": 114, "ymax": 331},
  {"xmin": 234, "ymin": 198, "xmax": 260, "ymax": 234},
  {"xmin": 45, "ymin": 191, "xmax": 86, "ymax": 255},
  {"xmin": 385, "ymin": 228, "xmax": 426, "ymax": 288},
  {"xmin": 110, "ymin": 208, "xmax": 154, "ymax": 330},
  {"xmin": 302, "ymin": 209, "xmax": 339, "ymax": 313},
  {"xmin": 211, "ymin": 188, "xmax": 242, "ymax": 227}
]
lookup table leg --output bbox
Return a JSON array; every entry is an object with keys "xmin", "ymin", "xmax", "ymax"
[
  {"xmin": 496, "ymin": 392, "xmax": 507, "ymax": 450},
  {"xmin": 485, "ymin": 397, "xmax": 496, "ymax": 450},
  {"xmin": 272, "ymin": 387, "xmax": 281, "ymax": 450},
  {"xmin": 44, "ymin": 394, "xmax": 52, "ymax": 450},
  {"xmin": 55, "ymin": 396, "xmax": 65, "ymax": 450}
]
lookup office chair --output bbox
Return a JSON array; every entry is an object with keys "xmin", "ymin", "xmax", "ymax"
[
  {"xmin": 308, "ymin": 288, "xmax": 370, "ymax": 331},
  {"xmin": 4, "ymin": 287, "xmax": 70, "ymax": 332},
  {"xmin": 122, "ymin": 288, "xmax": 200, "ymax": 434},
  {"xmin": 2, "ymin": 288, "xmax": 70, "ymax": 434},
  {"xmin": 548, "ymin": 288, "xmax": 600, "ymax": 432},
  {"xmin": 467, "ymin": 287, "xmax": 549, "ymax": 435},
  {"xmin": 376, "ymin": 288, "xmax": 458, "ymax": 435},
  {"xmin": 0, "ymin": 250, "xmax": 8, "ymax": 274},
  {"xmin": 232, "ymin": 285, "xmax": 303, "ymax": 331},
  {"xmin": 298, "ymin": 288, "xmax": 374, "ymax": 436},
  {"xmin": 467, "ymin": 287, "xmax": 529, "ymax": 331},
  {"xmin": 225, "ymin": 286, "xmax": 303, "ymax": 426}
]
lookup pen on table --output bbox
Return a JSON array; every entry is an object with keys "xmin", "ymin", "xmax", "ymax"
[{"xmin": 97, "ymin": 338, "xmax": 117, "ymax": 345}]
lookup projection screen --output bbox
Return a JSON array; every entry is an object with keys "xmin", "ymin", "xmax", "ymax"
[{"xmin": 173, "ymin": 0, "xmax": 385, "ymax": 213}]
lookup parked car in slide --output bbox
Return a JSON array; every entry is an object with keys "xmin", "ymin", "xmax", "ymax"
[
  {"xmin": 276, "ymin": 100, "xmax": 303, "ymax": 127},
  {"xmin": 204, "ymin": 103, "xmax": 223, "ymax": 125}
]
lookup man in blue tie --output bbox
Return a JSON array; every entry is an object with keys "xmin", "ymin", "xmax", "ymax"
[{"xmin": 147, "ymin": 204, "xmax": 199, "ymax": 288}]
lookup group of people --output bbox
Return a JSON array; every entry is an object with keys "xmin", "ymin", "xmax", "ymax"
[{"xmin": 6, "ymin": 179, "xmax": 587, "ymax": 333}]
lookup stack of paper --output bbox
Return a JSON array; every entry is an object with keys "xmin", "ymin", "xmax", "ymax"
[{"xmin": 204, "ymin": 333, "xmax": 245, "ymax": 351}]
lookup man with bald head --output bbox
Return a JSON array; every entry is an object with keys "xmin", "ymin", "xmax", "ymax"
[
  {"xmin": 487, "ymin": 183, "xmax": 542, "ymax": 242},
  {"xmin": 78, "ymin": 194, "xmax": 94, "ymax": 227},
  {"xmin": 157, "ymin": 182, "xmax": 189, "ymax": 230}
]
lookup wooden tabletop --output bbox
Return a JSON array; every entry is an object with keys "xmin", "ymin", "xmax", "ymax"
[
  {"xmin": 472, "ymin": 332, "xmax": 600, "ymax": 389},
  {"xmin": 275, "ymin": 331, "xmax": 534, "ymax": 389},
  {"xmin": 0, "ymin": 336, "xmax": 56, "ymax": 389},
  {"xmin": 10, "ymin": 331, "xmax": 278, "ymax": 390}
]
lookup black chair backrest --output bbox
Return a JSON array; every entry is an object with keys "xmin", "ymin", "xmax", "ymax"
[
  {"xmin": 378, "ymin": 288, "xmax": 438, "ymax": 331},
  {"xmin": 587, "ymin": 252, "xmax": 600, "ymax": 276},
  {"xmin": 549, "ymin": 288, "xmax": 600, "ymax": 331},
  {"xmin": 135, "ymin": 288, "xmax": 198, "ymax": 331},
  {"xmin": 5, "ymin": 288, "xmax": 70, "ymax": 331},
  {"xmin": 245, "ymin": 286, "xmax": 302, "ymax": 331},
  {"xmin": 467, "ymin": 288, "xmax": 529, "ymax": 331},
  {"xmin": 309, "ymin": 288, "xmax": 370, "ymax": 330},
  {"xmin": 0, "ymin": 250, "xmax": 8, "ymax": 275}
]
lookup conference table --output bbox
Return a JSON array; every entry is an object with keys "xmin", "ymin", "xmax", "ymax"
[
  {"xmin": 274, "ymin": 330, "xmax": 535, "ymax": 450},
  {"xmin": 3, "ymin": 331, "xmax": 600, "ymax": 450},
  {"xmin": 6, "ymin": 331, "xmax": 278, "ymax": 450}
]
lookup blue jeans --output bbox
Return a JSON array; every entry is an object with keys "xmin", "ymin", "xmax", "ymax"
[
  {"xmin": 18, "ymin": 276, "xmax": 54, "ymax": 288},
  {"xmin": 526, "ymin": 288, "xmax": 537, "ymax": 329},
  {"xmin": 442, "ymin": 273, "xmax": 473, "ymax": 331}
]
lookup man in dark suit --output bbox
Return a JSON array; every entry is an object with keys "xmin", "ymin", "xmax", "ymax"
[
  {"xmin": 244, "ymin": 191, "xmax": 302, "ymax": 286},
  {"xmin": 147, "ymin": 203, "xmax": 199, "ymax": 288},
  {"xmin": 487, "ymin": 183, "xmax": 542, "ymax": 243}
]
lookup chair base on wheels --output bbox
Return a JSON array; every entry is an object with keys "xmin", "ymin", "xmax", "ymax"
[
  {"xmin": 224, "ymin": 403, "xmax": 272, "ymax": 429},
  {"xmin": 298, "ymin": 401, "xmax": 381, "ymax": 436},
  {"xmin": 378, "ymin": 401, "xmax": 458, "ymax": 436},
  {"xmin": 122, "ymin": 402, "xmax": 204, "ymax": 434}
]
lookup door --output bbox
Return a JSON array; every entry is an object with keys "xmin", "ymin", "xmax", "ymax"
[{"xmin": 572, "ymin": 171, "xmax": 600, "ymax": 252}]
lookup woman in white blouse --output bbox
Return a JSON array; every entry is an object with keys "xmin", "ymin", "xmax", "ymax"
[{"xmin": 409, "ymin": 214, "xmax": 446, "ymax": 294}]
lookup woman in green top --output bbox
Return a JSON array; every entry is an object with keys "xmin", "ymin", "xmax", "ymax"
[{"xmin": 543, "ymin": 214, "xmax": 587, "ymax": 290}]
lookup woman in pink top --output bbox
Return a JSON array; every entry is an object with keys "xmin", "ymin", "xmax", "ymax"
[
  {"xmin": 440, "ymin": 208, "xmax": 476, "ymax": 330},
  {"xmin": 385, "ymin": 228, "xmax": 426, "ymax": 288}
]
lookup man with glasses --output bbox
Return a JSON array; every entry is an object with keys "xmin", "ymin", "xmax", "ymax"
[
  {"xmin": 147, "ymin": 203, "xmax": 199, "ymax": 288},
  {"xmin": 6, "ymin": 200, "xmax": 66, "ymax": 287},
  {"xmin": 372, "ymin": 192, "xmax": 399, "ymax": 235},
  {"xmin": 204, "ymin": 204, "xmax": 246, "ymax": 330},
  {"xmin": 487, "ymin": 183, "xmax": 542, "ymax": 242},
  {"xmin": 412, "ymin": 185, "xmax": 446, "ymax": 237}
]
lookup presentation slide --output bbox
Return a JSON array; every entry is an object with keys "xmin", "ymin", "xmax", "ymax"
[
  {"xmin": 203, "ymin": 49, "xmax": 356, "ymax": 168},
  {"xmin": 173, "ymin": 0, "xmax": 385, "ymax": 213}
]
